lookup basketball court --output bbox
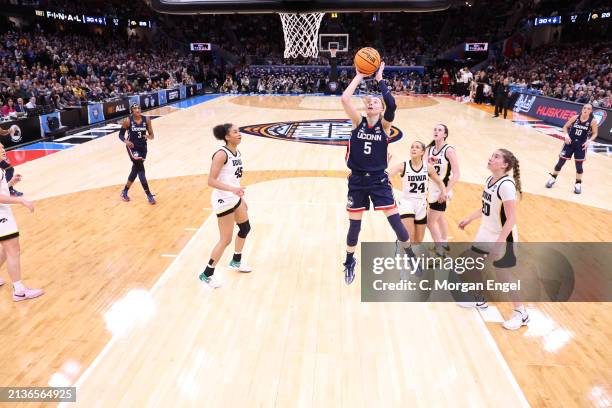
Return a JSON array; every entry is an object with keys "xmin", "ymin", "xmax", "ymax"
[
  {"xmin": 0, "ymin": 93, "xmax": 609, "ymax": 407},
  {"xmin": 0, "ymin": 0, "xmax": 610, "ymax": 407}
]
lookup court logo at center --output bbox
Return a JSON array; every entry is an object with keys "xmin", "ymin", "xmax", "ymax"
[{"xmin": 239, "ymin": 119, "xmax": 403, "ymax": 146}]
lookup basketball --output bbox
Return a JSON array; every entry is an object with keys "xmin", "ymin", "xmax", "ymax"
[{"xmin": 354, "ymin": 47, "xmax": 381, "ymax": 76}]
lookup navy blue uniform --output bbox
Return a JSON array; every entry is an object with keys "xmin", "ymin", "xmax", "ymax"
[
  {"xmin": 560, "ymin": 115, "xmax": 593, "ymax": 161},
  {"xmin": 346, "ymin": 116, "xmax": 395, "ymax": 212},
  {"xmin": 126, "ymin": 115, "xmax": 149, "ymax": 161}
]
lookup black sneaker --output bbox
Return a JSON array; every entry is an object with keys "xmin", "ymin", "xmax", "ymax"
[{"xmin": 343, "ymin": 258, "xmax": 356, "ymax": 285}]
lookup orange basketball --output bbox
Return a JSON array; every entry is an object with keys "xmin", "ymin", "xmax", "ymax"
[{"xmin": 354, "ymin": 47, "xmax": 381, "ymax": 76}]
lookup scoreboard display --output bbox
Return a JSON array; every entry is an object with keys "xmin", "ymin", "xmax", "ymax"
[
  {"xmin": 465, "ymin": 43, "xmax": 488, "ymax": 52},
  {"xmin": 190, "ymin": 43, "xmax": 212, "ymax": 51}
]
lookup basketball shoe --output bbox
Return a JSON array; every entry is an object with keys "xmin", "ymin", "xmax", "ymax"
[
  {"xmin": 457, "ymin": 294, "xmax": 488, "ymax": 310},
  {"xmin": 343, "ymin": 258, "xmax": 356, "ymax": 285},
  {"xmin": 574, "ymin": 183, "xmax": 582, "ymax": 194},
  {"xmin": 503, "ymin": 308, "xmax": 530, "ymax": 330},
  {"xmin": 545, "ymin": 175, "xmax": 556, "ymax": 188},
  {"xmin": 120, "ymin": 189, "xmax": 130, "ymax": 202},
  {"xmin": 199, "ymin": 273, "xmax": 221, "ymax": 288},
  {"xmin": 13, "ymin": 287, "xmax": 44, "ymax": 302},
  {"xmin": 147, "ymin": 193, "xmax": 156, "ymax": 205},
  {"xmin": 229, "ymin": 259, "xmax": 252, "ymax": 273}
]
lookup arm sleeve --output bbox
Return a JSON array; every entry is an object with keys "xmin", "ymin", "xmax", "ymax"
[
  {"xmin": 497, "ymin": 180, "xmax": 517, "ymax": 201},
  {"xmin": 118, "ymin": 127, "xmax": 127, "ymax": 141},
  {"xmin": 378, "ymin": 80, "xmax": 396, "ymax": 122}
]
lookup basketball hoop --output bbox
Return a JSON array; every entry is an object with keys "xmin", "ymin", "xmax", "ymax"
[{"xmin": 278, "ymin": 12, "xmax": 325, "ymax": 58}]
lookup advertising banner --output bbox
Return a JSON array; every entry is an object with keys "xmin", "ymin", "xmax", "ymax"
[{"xmin": 511, "ymin": 92, "xmax": 612, "ymax": 142}]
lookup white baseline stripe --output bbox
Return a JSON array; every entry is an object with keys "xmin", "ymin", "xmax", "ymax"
[
  {"xmin": 59, "ymin": 214, "xmax": 216, "ymax": 406},
  {"xmin": 472, "ymin": 309, "xmax": 531, "ymax": 407}
]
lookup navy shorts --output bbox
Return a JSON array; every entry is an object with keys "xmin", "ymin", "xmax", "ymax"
[
  {"xmin": 560, "ymin": 141, "xmax": 586, "ymax": 161},
  {"xmin": 127, "ymin": 145, "xmax": 148, "ymax": 162},
  {"xmin": 347, "ymin": 172, "xmax": 396, "ymax": 212}
]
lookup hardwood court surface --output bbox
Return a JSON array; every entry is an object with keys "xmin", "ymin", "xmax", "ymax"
[{"xmin": 0, "ymin": 95, "xmax": 610, "ymax": 407}]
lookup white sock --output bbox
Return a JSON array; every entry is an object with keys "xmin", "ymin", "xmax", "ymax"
[{"xmin": 13, "ymin": 280, "xmax": 25, "ymax": 294}]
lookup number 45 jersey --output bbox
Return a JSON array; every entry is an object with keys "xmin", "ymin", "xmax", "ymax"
[{"xmin": 211, "ymin": 146, "xmax": 243, "ymax": 212}]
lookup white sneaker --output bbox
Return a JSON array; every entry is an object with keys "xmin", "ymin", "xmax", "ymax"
[
  {"xmin": 199, "ymin": 273, "xmax": 222, "ymax": 288},
  {"xmin": 545, "ymin": 177, "xmax": 556, "ymax": 188},
  {"xmin": 574, "ymin": 183, "xmax": 582, "ymax": 194},
  {"xmin": 457, "ymin": 294, "xmax": 488, "ymax": 310},
  {"xmin": 502, "ymin": 309, "xmax": 530, "ymax": 330},
  {"xmin": 229, "ymin": 259, "xmax": 252, "ymax": 273}
]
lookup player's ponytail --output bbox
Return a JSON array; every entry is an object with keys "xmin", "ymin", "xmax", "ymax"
[
  {"xmin": 213, "ymin": 123, "xmax": 233, "ymax": 141},
  {"xmin": 428, "ymin": 124, "xmax": 448, "ymax": 148},
  {"xmin": 499, "ymin": 148, "xmax": 522, "ymax": 198}
]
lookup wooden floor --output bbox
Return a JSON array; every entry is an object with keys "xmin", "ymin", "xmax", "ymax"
[{"xmin": 1, "ymin": 95, "xmax": 611, "ymax": 407}]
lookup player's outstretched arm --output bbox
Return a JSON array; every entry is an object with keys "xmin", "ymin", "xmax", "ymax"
[
  {"xmin": 341, "ymin": 71, "xmax": 365, "ymax": 127},
  {"xmin": 376, "ymin": 62, "xmax": 396, "ymax": 133}
]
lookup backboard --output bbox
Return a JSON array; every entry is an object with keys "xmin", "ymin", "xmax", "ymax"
[{"xmin": 149, "ymin": 0, "xmax": 451, "ymax": 14}]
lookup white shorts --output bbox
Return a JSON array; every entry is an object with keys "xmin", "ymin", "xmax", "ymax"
[
  {"xmin": 427, "ymin": 188, "xmax": 452, "ymax": 204},
  {"xmin": 0, "ymin": 206, "xmax": 19, "ymax": 241},
  {"xmin": 472, "ymin": 225, "xmax": 518, "ymax": 268},
  {"xmin": 398, "ymin": 197, "xmax": 428, "ymax": 224},
  {"xmin": 212, "ymin": 195, "xmax": 241, "ymax": 217}
]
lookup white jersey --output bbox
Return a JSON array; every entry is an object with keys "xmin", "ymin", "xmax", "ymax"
[
  {"xmin": 211, "ymin": 146, "xmax": 243, "ymax": 206},
  {"xmin": 0, "ymin": 169, "xmax": 19, "ymax": 238},
  {"xmin": 400, "ymin": 160, "xmax": 428, "ymax": 200},
  {"xmin": 427, "ymin": 144, "xmax": 453, "ymax": 190},
  {"xmin": 480, "ymin": 175, "xmax": 516, "ymax": 234}
]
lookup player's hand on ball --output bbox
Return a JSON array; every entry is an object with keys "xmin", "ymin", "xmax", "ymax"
[
  {"xmin": 375, "ymin": 62, "xmax": 385, "ymax": 82},
  {"xmin": 232, "ymin": 187, "xmax": 245, "ymax": 197},
  {"xmin": 20, "ymin": 198, "xmax": 34, "ymax": 212}
]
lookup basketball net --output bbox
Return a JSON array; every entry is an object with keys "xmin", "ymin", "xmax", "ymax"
[{"xmin": 278, "ymin": 12, "xmax": 325, "ymax": 59}]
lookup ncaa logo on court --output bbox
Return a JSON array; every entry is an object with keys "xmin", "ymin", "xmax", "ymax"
[{"xmin": 239, "ymin": 119, "xmax": 403, "ymax": 146}]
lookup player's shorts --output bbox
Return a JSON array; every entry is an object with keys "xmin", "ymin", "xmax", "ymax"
[
  {"xmin": 347, "ymin": 172, "xmax": 396, "ymax": 212},
  {"xmin": 398, "ymin": 197, "xmax": 427, "ymax": 224},
  {"xmin": 428, "ymin": 188, "xmax": 452, "ymax": 212},
  {"xmin": 126, "ymin": 145, "xmax": 148, "ymax": 162},
  {"xmin": 560, "ymin": 140, "xmax": 586, "ymax": 161},
  {"xmin": 0, "ymin": 206, "xmax": 19, "ymax": 241},
  {"xmin": 471, "ymin": 225, "xmax": 518, "ymax": 268},
  {"xmin": 213, "ymin": 195, "xmax": 241, "ymax": 217}
]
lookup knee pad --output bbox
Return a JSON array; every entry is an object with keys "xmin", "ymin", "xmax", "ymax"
[
  {"xmin": 346, "ymin": 219, "xmax": 361, "ymax": 246},
  {"xmin": 237, "ymin": 220, "xmax": 251, "ymax": 238},
  {"xmin": 387, "ymin": 213, "xmax": 409, "ymax": 242},
  {"xmin": 575, "ymin": 161, "xmax": 584, "ymax": 174},
  {"xmin": 554, "ymin": 158, "xmax": 566, "ymax": 172}
]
